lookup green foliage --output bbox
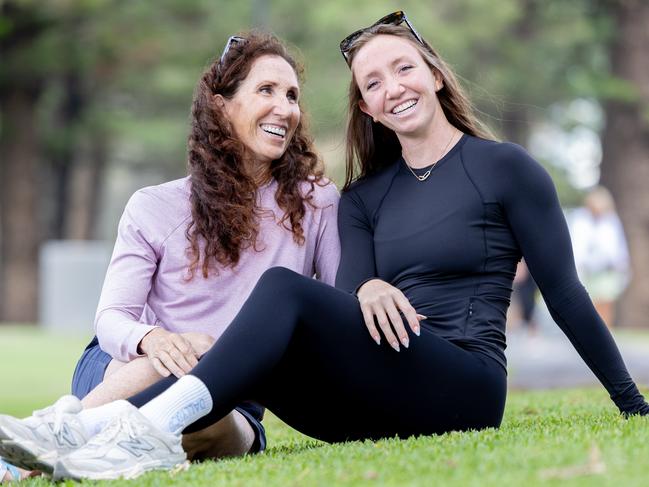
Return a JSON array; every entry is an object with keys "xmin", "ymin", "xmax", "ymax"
[{"xmin": 1, "ymin": 0, "xmax": 627, "ymax": 213}]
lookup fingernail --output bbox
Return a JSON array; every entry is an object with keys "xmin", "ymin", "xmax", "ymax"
[
  {"xmin": 414, "ymin": 326, "xmax": 420, "ymax": 336},
  {"xmin": 402, "ymin": 337, "xmax": 409, "ymax": 348},
  {"xmin": 373, "ymin": 335, "xmax": 381, "ymax": 345},
  {"xmin": 417, "ymin": 314, "xmax": 427, "ymax": 320},
  {"xmin": 391, "ymin": 341, "xmax": 400, "ymax": 352}
]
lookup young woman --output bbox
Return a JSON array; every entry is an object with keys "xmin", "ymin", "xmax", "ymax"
[
  {"xmin": 1, "ymin": 12, "xmax": 646, "ymax": 481},
  {"xmin": 0, "ymin": 32, "xmax": 339, "ymax": 480}
]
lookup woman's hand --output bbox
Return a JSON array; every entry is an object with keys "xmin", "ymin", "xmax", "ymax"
[
  {"xmin": 181, "ymin": 332, "xmax": 215, "ymax": 358},
  {"xmin": 356, "ymin": 279, "xmax": 425, "ymax": 351},
  {"xmin": 138, "ymin": 328, "xmax": 200, "ymax": 378}
]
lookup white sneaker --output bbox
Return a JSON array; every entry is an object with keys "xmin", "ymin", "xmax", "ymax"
[
  {"xmin": 0, "ymin": 395, "xmax": 86, "ymax": 473},
  {"xmin": 53, "ymin": 403, "xmax": 187, "ymax": 480}
]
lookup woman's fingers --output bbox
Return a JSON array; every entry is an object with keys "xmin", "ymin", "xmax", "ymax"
[
  {"xmin": 394, "ymin": 294, "xmax": 421, "ymax": 337},
  {"xmin": 372, "ymin": 305, "xmax": 400, "ymax": 352},
  {"xmin": 183, "ymin": 332, "xmax": 215, "ymax": 357},
  {"xmin": 360, "ymin": 304, "xmax": 381, "ymax": 345},
  {"xmin": 156, "ymin": 350, "xmax": 187, "ymax": 378},
  {"xmin": 150, "ymin": 356, "xmax": 171, "ymax": 378},
  {"xmin": 384, "ymin": 300, "xmax": 409, "ymax": 349},
  {"xmin": 170, "ymin": 334, "xmax": 199, "ymax": 368},
  {"xmin": 357, "ymin": 279, "xmax": 426, "ymax": 351},
  {"xmin": 168, "ymin": 348, "xmax": 195, "ymax": 374}
]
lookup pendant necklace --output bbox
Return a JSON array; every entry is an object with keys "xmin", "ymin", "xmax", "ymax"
[{"xmin": 404, "ymin": 131, "xmax": 457, "ymax": 182}]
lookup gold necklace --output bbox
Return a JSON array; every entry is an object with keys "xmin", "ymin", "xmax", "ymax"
[{"xmin": 404, "ymin": 131, "xmax": 457, "ymax": 182}]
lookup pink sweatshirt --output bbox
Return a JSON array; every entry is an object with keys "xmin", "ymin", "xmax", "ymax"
[{"xmin": 95, "ymin": 177, "xmax": 340, "ymax": 362}]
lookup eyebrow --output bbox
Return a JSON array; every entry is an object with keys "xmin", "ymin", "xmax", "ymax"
[{"xmin": 358, "ymin": 56, "xmax": 415, "ymax": 83}]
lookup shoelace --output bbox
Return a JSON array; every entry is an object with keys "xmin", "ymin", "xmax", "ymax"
[
  {"xmin": 85, "ymin": 414, "xmax": 138, "ymax": 449},
  {"xmin": 33, "ymin": 404, "xmax": 68, "ymax": 437}
]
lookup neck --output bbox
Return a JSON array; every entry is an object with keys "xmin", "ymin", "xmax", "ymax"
[
  {"xmin": 399, "ymin": 119, "xmax": 460, "ymax": 169},
  {"xmin": 244, "ymin": 159, "xmax": 272, "ymax": 187}
]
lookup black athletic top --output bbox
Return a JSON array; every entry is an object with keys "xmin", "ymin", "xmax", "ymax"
[{"xmin": 336, "ymin": 133, "xmax": 648, "ymax": 415}]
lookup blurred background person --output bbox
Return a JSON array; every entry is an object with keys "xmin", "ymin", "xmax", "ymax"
[
  {"xmin": 569, "ymin": 186, "xmax": 630, "ymax": 328},
  {"xmin": 509, "ymin": 260, "xmax": 539, "ymax": 336}
]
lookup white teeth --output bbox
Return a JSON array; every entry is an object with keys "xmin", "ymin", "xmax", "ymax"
[
  {"xmin": 260, "ymin": 124, "xmax": 286, "ymax": 137},
  {"xmin": 392, "ymin": 100, "xmax": 417, "ymax": 114}
]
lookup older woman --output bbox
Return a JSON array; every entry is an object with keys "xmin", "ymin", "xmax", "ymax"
[
  {"xmin": 0, "ymin": 32, "xmax": 338, "ymax": 479},
  {"xmin": 1, "ymin": 13, "xmax": 647, "ymax": 481}
]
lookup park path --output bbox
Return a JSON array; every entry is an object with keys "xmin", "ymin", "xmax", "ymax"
[{"xmin": 506, "ymin": 303, "xmax": 649, "ymax": 389}]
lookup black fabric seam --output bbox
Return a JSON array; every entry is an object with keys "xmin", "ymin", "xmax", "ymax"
[{"xmin": 459, "ymin": 146, "xmax": 489, "ymax": 298}]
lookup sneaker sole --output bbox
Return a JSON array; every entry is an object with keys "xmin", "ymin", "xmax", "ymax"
[
  {"xmin": 0, "ymin": 439, "xmax": 56, "ymax": 474},
  {"xmin": 53, "ymin": 455, "xmax": 187, "ymax": 481}
]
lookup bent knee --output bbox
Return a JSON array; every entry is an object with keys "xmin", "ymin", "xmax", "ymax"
[
  {"xmin": 256, "ymin": 266, "xmax": 307, "ymax": 292},
  {"xmin": 259, "ymin": 266, "xmax": 300, "ymax": 282}
]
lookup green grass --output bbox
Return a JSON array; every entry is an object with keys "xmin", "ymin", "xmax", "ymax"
[{"xmin": 1, "ymin": 326, "xmax": 648, "ymax": 486}]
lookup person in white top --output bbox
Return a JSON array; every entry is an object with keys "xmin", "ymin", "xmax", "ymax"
[{"xmin": 569, "ymin": 186, "xmax": 630, "ymax": 327}]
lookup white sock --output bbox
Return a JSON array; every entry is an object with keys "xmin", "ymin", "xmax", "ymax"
[
  {"xmin": 77, "ymin": 400, "xmax": 132, "ymax": 437},
  {"xmin": 139, "ymin": 375, "xmax": 213, "ymax": 435}
]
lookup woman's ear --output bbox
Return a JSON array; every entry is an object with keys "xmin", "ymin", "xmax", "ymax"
[
  {"xmin": 434, "ymin": 71, "xmax": 444, "ymax": 92},
  {"xmin": 213, "ymin": 94, "xmax": 226, "ymax": 109},
  {"xmin": 359, "ymin": 100, "xmax": 377, "ymax": 123}
]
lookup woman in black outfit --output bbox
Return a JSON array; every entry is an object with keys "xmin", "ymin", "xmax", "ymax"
[{"xmin": 4, "ymin": 12, "xmax": 647, "ymax": 480}]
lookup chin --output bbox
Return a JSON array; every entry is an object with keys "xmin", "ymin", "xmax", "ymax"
[{"xmin": 260, "ymin": 151, "xmax": 285, "ymax": 163}]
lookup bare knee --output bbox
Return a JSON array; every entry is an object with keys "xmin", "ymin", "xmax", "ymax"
[{"xmin": 81, "ymin": 357, "xmax": 163, "ymax": 408}]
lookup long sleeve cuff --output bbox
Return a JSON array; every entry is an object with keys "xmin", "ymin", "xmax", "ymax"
[{"xmin": 96, "ymin": 316, "xmax": 158, "ymax": 362}]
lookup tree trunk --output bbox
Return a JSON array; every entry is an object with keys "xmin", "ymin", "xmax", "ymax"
[
  {"xmin": 599, "ymin": 0, "xmax": 649, "ymax": 328},
  {"xmin": 500, "ymin": 0, "xmax": 536, "ymax": 145},
  {"xmin": 0, "ymin": 89, "xmax": 42, "ymax": 323}
]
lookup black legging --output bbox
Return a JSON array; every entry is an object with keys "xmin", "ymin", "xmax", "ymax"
[{"xmin": 129, "ymin": 267, "xmax": 506, "ymax": 442}]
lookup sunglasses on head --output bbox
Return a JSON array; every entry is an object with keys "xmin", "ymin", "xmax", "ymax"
[
  {"xmin": 339, "ymin": 11, "xmax": 424, "ymax": 66},
  {"xmin": 219, "ymin": 35, "xmax": 246, "ymax": 66}
]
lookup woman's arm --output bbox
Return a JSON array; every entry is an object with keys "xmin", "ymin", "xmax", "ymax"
[
  {"xmin": 313, "ymin": 182, "xmax": 341, "ymax": 286},
  {"xmin": 94, "ymin": 191, "xmax": 160, "ymax": 362},
  {"xmin": 335, "ymin": 189, "xmax": 420, "ymax": 349},
  {"xmin": 95, "ymin": 190, "xmax": 202, "ymax": 377},
  {"xmin": 335, "ymin": 189, "xmax": 377, "ymax": 293},
  {"xmin": 499, "ymin": 144, "xmax": 648, "ymax": 415}
]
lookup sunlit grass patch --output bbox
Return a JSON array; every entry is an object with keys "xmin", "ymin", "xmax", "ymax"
[{"xmin": 1, "ymin": 326, "xmax": 647, "ymax": 486}]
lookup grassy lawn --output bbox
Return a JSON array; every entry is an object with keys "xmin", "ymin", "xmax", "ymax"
[{"xmin": 1, "ymin": 326, "xmax": 648, "ymax": 486}]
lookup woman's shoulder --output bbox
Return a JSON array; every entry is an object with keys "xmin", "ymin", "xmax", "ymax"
[
  {"xmin": 462, "ymin": 135, "xmax": 545, "ymax": 187},
  {"xmin": 342, "ymin": 161, "xmax": 400, "ymax": 199},
  {"xmin": 123, "ymin": 177, "xmax": 191, "ymax": 229},
  {"xmin": 299, "ymin": 176, "xmax": 340, "ymax": 207},
  {"xmin": 131, "ymin": 177, "xmax": 190, "ymax": 201},
  {"xmin": 463, "ymin": 135, "xmax": 533, "ymax": 166}
]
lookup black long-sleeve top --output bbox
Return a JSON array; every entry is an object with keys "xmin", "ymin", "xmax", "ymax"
[{"xmin": 336, "ymin": 134, "xmax": 648, "ymax": 415}]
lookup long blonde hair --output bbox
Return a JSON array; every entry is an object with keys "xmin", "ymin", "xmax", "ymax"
[{"xmin": 343, "ymin": 24, "xmax": 495, "ymax": 190}]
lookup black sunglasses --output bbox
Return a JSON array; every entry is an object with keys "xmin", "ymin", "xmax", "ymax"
[{"xmin": 339, "ymin": 11, "xmax": 424, "ymax": 66}]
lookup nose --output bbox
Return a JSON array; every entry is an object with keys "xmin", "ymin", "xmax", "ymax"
[
  {"xmin": 272, "ymin": 95, "xmax": 292, "ymax": 118},
  {"xmin": 384, "ymin": 75, "xmax": 405, "ymax": 100}
]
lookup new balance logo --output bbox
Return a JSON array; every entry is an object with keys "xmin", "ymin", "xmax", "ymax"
[
  {"xmin": 48, "ymin": 422, "xmax": 78, "ymax": 448},
  {"xmin": 168, "ymin": 398, "xmax": 209, "ymax": 433},
  {"xmin": 117, "ymin": 438, "xmax": 155, "ymax": 458}
]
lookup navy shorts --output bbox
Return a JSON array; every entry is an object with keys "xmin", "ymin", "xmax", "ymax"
[{"xmin": 71, "ymin": 336, "xmax": 266, "ymax": 453}]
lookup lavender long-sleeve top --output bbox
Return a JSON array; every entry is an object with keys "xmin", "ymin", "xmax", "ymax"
[{"xmin": 95, "ymin": 177, "xmax": 340, "ymax": 362}]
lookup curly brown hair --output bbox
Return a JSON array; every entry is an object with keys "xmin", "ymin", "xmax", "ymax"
[{"xmin": 186, "ymin": 33, "xmax": 323, "ymax": 278}]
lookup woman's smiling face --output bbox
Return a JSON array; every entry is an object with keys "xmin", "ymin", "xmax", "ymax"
[
  {"xmin": 220, "ymin": 54, "xmax": 301, "ymax": 165},
  {"xmin": 352, "ymin": 34, "xmax": 443, "ymax": 139}
]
